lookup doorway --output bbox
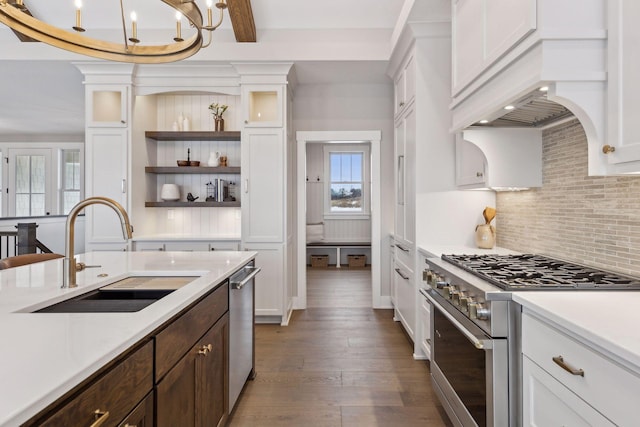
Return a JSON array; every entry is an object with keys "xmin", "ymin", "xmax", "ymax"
[{"xmin": 295, "ymin": 131, "xmax": 382, "ymax": 310}]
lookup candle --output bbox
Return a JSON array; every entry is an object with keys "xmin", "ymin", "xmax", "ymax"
[{"xmin": 174, "ymin": 11, "xmax": 183, "ymax": 42}]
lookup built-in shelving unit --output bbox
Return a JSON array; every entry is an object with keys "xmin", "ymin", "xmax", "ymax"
[
  {"xmin": 145, "ymin": 130, "xmax": 241, "ymax": 208},
  {"xmin": 145, "ymin": 131, "xmax": 241, "ymax": 141},
  {"xmin": 145, "ymin": 201, "xmax": 241, "ymax": 208},
  {"xmin": 145, "ymin": 166, "xmax": 241, "ymax": 174}
]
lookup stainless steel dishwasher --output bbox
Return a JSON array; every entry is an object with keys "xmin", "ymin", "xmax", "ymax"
[{"xmin": 229, "ymin": 261, "xmax": 260, "ymax": 411}]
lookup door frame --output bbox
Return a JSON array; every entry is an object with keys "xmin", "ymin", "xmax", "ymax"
[{"xmin": 295, "ymin": 130, "xmax": 382, "ymax": 309}]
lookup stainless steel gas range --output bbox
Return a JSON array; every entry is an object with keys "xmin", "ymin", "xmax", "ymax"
[{"xmin": 421, "ymin": 253, "xmax": 640, "ymax": 427}]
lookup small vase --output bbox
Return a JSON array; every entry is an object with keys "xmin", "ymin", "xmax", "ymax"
[
  {"xmin": 214, "ymin": 118, "xmax": 224, "ymax": 132},
  {"xmin": 475, "ymin": 224, "xmax": 496, "ymax": 249},
  {"xmin": 207, "ymin": 151, "xmax": 220, "ymax": 167}
]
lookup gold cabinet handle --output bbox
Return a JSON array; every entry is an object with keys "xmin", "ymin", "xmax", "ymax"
[
  {"xmin": 90, "ymin": 409, "xmax": 110, "ymax": 427},
  {"xmin": 602, "ymin": 144, "xmax": 616, "ymax": 154},
  {"xmin": 198, "ymin": 343, "xmax": 213, "ymax": 355},
  {"xmin": 552, "ymin": 355, "xmax": 584, "ymax": 377}
]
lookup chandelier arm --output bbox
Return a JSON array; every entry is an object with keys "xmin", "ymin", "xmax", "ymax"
[
  {"xmin": 203, "ymin": 6, "xmax": 224, "ymax": 31},
  {"xmin": 162, "ymin": 0, "xmax": 203, "ymax": 29},
  {"xmin": 201, "ymin": 29, "xmax": 212, "ymax": 48},
  {"xmin": 119, "ymin": 0, "xmax": 129, "ymax": 51}
]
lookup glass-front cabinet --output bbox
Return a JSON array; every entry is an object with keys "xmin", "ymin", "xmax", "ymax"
[
  {"xmin": 87, "ymin": 85, "xmax": 128, "ymax": 127},
  {"xmin": 242, "ymin": 85, "xmax": 283, "ymax": 128}
]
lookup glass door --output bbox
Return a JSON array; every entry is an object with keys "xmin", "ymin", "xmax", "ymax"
[{"xmin": 7, "ymin": 148, "xmax": 52, "ymax": 217}]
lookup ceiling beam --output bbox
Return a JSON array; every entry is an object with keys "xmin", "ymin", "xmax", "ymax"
[{"xmin": 227, "ymin": 0, "xmax": 256, "ymax": 42}]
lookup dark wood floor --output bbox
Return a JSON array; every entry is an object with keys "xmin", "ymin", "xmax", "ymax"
[{"xmin": 228, "ymin": 267, "xmax": 451, "ymax": 426}]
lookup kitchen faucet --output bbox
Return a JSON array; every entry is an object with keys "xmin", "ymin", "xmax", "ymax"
[{"xmin": 63, "ymin": 197, "xmax": 133, "ymax": 288}]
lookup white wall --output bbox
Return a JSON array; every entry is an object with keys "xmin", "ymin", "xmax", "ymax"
[
  {"xmin": 413, "ymin": 33, "xmax": 496, "ymax": 249},
  {"xmin": 293, "ymin": 82, "xmax": 394, "ymax": 294}
]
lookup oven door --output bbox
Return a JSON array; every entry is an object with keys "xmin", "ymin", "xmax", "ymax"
[{"xmin": 426, "ymin": 290, "xmax": 508, "ymax": 427}]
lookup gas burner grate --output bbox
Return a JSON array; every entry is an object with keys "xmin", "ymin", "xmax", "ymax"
[{"xmin": 441, "ymin": 254, "xmax": 640, "ymax": 291}]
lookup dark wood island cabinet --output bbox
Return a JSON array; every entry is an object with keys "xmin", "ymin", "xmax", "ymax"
[{"xmin": 23, "ymin": 282, "xmax": 230, "ymax": 427}]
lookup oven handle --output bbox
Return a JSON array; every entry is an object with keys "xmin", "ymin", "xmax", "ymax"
[{"xmin": 426, "ymin": 292, "xmax": 492, "ymax": 350}]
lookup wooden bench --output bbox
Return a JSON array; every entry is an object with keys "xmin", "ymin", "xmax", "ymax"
[{"xmin": 306, "ymin": 241, "xmax": 371, "ymax": 268}]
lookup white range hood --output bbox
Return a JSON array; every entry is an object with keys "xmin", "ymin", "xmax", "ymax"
[{"xmin": 450, "ymin": 0, "xmax": 610, "ymax": 176}]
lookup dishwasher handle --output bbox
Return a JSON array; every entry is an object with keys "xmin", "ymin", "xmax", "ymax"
[{"xmin": 230, "ymin": 266, "xmax": 261, "ymax": 290}]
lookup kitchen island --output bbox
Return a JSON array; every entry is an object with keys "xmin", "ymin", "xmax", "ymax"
[{"xmin": 0, "ymin": 250, "xmax": 255, "ymax": 427}]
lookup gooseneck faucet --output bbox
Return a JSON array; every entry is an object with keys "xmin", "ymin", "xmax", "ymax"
[{"xmin": 63, "ymin": 197, "xmax": 133, "ymax": 288}]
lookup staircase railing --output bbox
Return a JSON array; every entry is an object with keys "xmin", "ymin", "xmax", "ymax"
[{"xmin": 0, "ymin": 223, "xmax": 54, "ymax": 258}]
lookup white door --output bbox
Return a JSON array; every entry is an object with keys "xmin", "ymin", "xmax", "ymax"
[{"xmin": 7, "ymin": 148, "xmax": 53, "ymax": 217}]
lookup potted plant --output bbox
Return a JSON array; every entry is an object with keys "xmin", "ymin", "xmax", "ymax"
[{"xmin": 208, "ymin": 103, "xmax": 228, "ymax": 131}]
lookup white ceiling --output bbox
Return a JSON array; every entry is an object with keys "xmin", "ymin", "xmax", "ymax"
[{"xmin": 0, "ymin": 0, "xmax": 438, "ymax": 137}]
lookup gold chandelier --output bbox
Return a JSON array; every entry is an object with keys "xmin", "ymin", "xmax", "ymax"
[{"xmin": 0, "ymin": 0, "xmax": 227, "ymax": 63}]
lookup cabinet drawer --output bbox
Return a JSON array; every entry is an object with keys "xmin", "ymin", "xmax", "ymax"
[
  {"xmin": 37, "ymin": 340, "xmax": 153, "ymax": 427},
  {"xmin": 522, "ymin": 312, "xmax": 640, "ymax": 425},
  {"xmin": 156, "ymin": 282, "xmax": 229, "ymax": 380},
  {"xmin": 393, "ymin": 241, "xmax": 413, "ymax": 272}
]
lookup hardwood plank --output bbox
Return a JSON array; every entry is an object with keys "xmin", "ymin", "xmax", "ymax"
[
  {"xmin": 227, "ymin": 0, "xmax": 257, "ymax": 42},
  {"xmin": 227, "ymin": 268, "xmax": 451, "ymax": 427}
]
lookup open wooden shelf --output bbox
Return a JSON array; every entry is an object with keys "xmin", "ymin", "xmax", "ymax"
[
  {"xmin": 145, "ymin": 131, "xmax": 241, "ymax": 141},
  {"xmin": 145, "ymin": 166, "xmax": 241, "ymax": 174},
  {"xmin": 145, "ymin": 201, "xmax": 241, "ymax": 208}
]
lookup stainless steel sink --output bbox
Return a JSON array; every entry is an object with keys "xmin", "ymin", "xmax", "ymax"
[{"xmin": 34, "ymin": 276, "xmax": 197, "ymax": 313}]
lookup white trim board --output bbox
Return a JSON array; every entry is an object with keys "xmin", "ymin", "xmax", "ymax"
[{"xmin": 296, "ymin": 130, "xmax": 382, "ymax": 309}]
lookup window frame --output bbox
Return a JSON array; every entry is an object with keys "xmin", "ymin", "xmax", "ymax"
[
  {"xmin": 323, "ymin": 144, "xmax": 371, "ymax": 220},
  {"xmin": 60, "ymin": 148, "xmax": 82, "ymax": 215}
]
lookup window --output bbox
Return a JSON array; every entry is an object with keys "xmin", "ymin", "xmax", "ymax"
[
  {"xmin": 330, "ymin": 152, "xmax": 364, "ymax": 212},
  {"xmin": 1, "ymin": 144, "xmax": 83, "ymax": 218},
  {"xmin": 324, "ymin": 145, "xmax": 370, "ymax": 218},
  {"xmin": 9, "ymin": 149, "xmax": 52, "ymax": 217},
  {"xmin": 61, "ymin": 150, "xmax": 81, "ymax": 214}
]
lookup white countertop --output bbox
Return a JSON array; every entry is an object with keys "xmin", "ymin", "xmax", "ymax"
[
  {"xmin": 132, "ymin": 234, "xmax": 240, "ymax": 241},
  {"xmin": 0, "ymin": 250, "xmax": 255, "ymax": 427},
  {"xmin": 513, "ymin": 292, "xmax": 640, "ymax": 376},
  {"xmin": 417, "ymin": 244, "xmax": 519, "ymax": 258}
]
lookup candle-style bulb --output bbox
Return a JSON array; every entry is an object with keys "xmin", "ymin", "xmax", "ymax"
[
  {"xmin": 73, "ymin": 0, "xmax": 85, "ymax": 32},
  {"xmin": 174, "ymin": 11, "xmax": 183, "ymax": 42},
  {"xmin": 129, "ymin": 11, "xmax": 139, "ymax": 43}
]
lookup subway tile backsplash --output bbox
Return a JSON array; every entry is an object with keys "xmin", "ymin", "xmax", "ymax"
[{"xmin": 496, "ymin": 119, "xmax": 640, "ymax": 277}]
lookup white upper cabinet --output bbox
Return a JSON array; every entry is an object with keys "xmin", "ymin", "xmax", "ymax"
[
  {"xmin": 604, "ymin": 0, "xmax": 640, "ymax": 171},
  {"xmin": 86, "ymin": 85, "xmax": 129, "ymax": 128},
  {"xmin": 457, "ymin": 129, "xmax": 542, "ymax": 190},
  {"xmin": 452, "ymin": 0, "xmax": 536, "ymax": 95},
  {"xmin": 394, "ymin": 53, "xmax": 415, "ymax": 119}
]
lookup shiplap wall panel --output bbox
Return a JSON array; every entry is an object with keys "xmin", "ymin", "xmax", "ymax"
[
  {"xmin": 145, "ymin": 93, "xmax": 242, "ymax": 237},
  {"xmin": 497, "ymin": 119, "xmax": 640, "ymax": 277}
]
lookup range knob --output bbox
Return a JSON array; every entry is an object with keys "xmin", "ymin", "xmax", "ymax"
[
  {"xmin": 453, "ymin": 291, "xmax": 466, "ymax": 306},
  {"xmin": 435, "ymin": 279, "xmax": 449, "ymax": 290},
  {"xmin": 461, "ymin": 296, "xmax": 474, "ymax": 313},
  {"xmin": 448, "ymin": 285, "xmax": 459, "ymax": 301},
  {"xmin": 470, "ymin": 302, "xmax": 490, "ymax": 320}
]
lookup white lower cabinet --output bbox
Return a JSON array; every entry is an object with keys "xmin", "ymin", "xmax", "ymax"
[
  {"xmin": 242, "ymin": 244, "xmax": 286, "ymax": 323},
  {"xmin": 418, "ymin": 295, "xmax": 431, "ymax": 360},
  {"xmin": 393, "ymin": 259, "xmax": 414, "ymax": 340},
  {"xmin": 132, "ymin": 240, "xmax": 240, "ymax": 252},
  {"xmin": 521, "ymin": 311, "xmax": 640, "ymax": 426},
  {"xmin": 522, "ymin": 356, "xmax": 614, "ymax": 427}
]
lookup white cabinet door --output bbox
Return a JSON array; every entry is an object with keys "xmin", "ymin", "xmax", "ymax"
[
  {"xmin": 86, "ymin": 85, "xmax": 128, "ymax": 128},
  {"xmin": 419, "ymin": 296, "xmax": 431, "ymax": 359},
  {"xmin": 241, "ymin": 128, "xmax": 284, "ymax": 243},
  {"xmin": 394, "ymin": 105, "xmax": 415, "ymax": 245},
  {"xmin": 452, "ymin": 0, "xmax": 484, "ymax": 93},
  {"xmin": 394, "ymin": 260, "xmax": 414, "ymax": 340},
  {"xmin": 455, "ymin": 134, "xmax": 487, "ymax": 187},
  {"xmin": 241, "ymin": 85, "xmax": 284, "ymax": 128},
  {"xmin": 243, "ymin": 245, "xmax": 284, "ymax": 320},
  {"xmin": 85, "ymin": 128, "xmax": 128, "ymax": 248},
  {"xmin": 522, "ymin": 357, "xmax": 615, "ymax": 427},
  {"xmin": 606, "ymin": 0, "xmax": 640, "ymax": 168},
  {"xmin": 394, "ymin": 54, "xmax": 415, "ymax": 118},
  {"xmin": 164, "ymin": 241, "xmax": 210, "ymax": 252}
]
